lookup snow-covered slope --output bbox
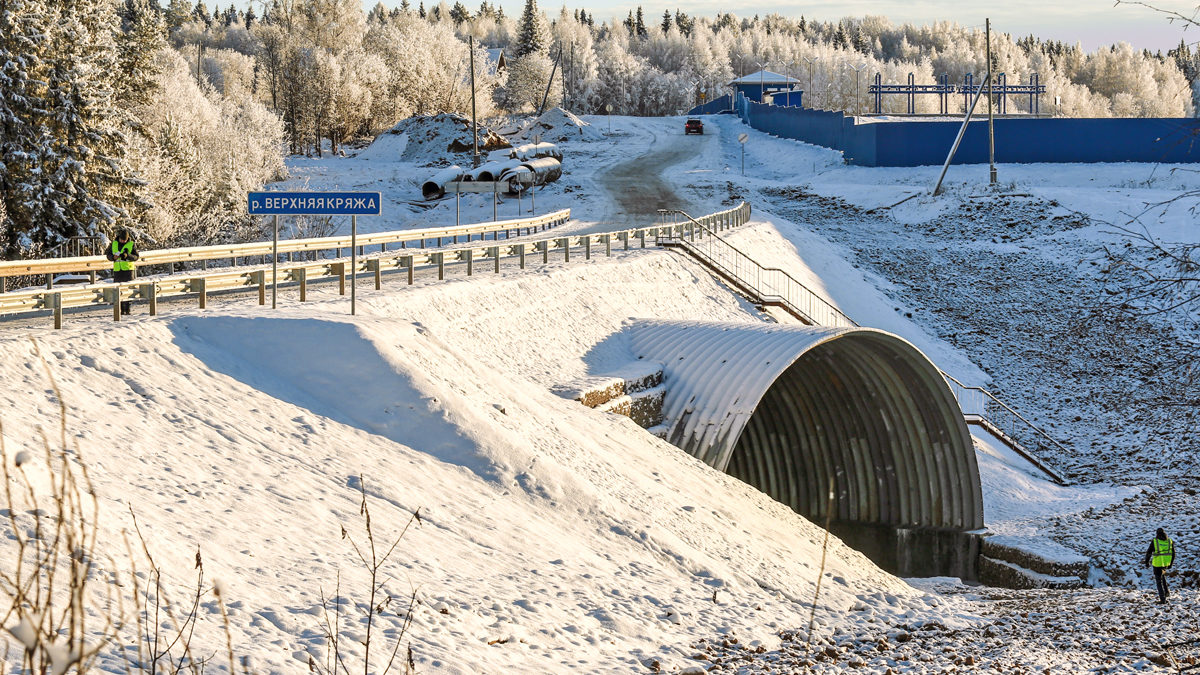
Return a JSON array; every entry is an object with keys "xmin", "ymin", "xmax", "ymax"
[{"xmin": 0, "ymin": 251, "xmax": 958, "ymax": 674}]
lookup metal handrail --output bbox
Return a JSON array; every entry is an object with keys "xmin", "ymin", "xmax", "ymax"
[
  {"xmin": 658, "ymin": 209, "xmax": 1070, "ymax": 485},
  {"xmin": 0, "ymin": 209, "xmax": 572, "ymax": 290}
]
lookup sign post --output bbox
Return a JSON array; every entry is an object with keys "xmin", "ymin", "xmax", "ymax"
[
  {"xmin": 272, "ymin": 214, "xmax": 279, "ymax": 308},
  {"xmin": 247, "ymin": 191, "xmax": 382, "ymax": 316},
  {"xmin": 606, "ymin": 103, "xmax": 613, "ymax": 134},
  {"xmin": 738, "ymin": 133, "xmax": 749, "ymax": 175}
]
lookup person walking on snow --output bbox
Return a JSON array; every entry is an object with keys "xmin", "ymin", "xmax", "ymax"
[
  {"xmin": 106, "ymin": 228, "xmax": 140, "ymax": 315},
  {"xmin": 1143, "ymin": 527, "xmax": 1175, "ymax": 603}
]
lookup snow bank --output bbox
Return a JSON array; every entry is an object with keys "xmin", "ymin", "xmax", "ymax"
[
  {"xmin": 383, "ymin": 113, "xmax": 510, "ymax": 164},
  {"xmin": 511, "ymin": 107, "xmax": 606, "ymax": 143},
  {"xmin": 0, "ymin": 249, "xmax": 943, "ymax": 674}
]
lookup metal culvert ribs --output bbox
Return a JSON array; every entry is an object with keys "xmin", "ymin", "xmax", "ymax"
[{"xmin": 628, "ymin": 320, "xmax": 982, "ymax": 541}]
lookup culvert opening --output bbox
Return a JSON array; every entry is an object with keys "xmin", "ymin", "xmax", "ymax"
[
  {"xmin": 628, "ymin": 321, "xmax": 984, "ymax": 579},
  {"xmin": 724, "ymin": 333, "xmax": 982, "ymax": 578}
]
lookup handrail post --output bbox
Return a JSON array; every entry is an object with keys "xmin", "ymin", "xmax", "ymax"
[{"xmin": 404, "ymin": 255, "xmax": 414, "ymax": 285}]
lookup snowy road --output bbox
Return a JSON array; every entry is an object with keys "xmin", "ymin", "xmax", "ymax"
[{"xmin": 594, "ymin": 118, "xmax": 707, "ymax": 227}]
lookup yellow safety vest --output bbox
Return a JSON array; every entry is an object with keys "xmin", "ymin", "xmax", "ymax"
[
  {"xmin": 1152, "ymin": 537, "xmax": 1174, "ymax": 568},
  {"xmin": 112, "ymin": 240, "xmax": 134, "ymax": 272}
]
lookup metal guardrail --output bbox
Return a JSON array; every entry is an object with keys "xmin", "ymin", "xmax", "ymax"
[
  {"xmin": 657, "ymin": 208, "xmax": 1070, "ymax": 485},
  {"xmin": 0, "ymin": 203, "xmax": 752, "ymax": 330},
  {"xmin": 0, "ymin": 209, "xmax": 572, "ymax": 291}
]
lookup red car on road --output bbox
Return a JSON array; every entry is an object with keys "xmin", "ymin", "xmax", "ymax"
[{"xmin": 684, "ymin": 118, "xmax": 704, "ymax": 135}]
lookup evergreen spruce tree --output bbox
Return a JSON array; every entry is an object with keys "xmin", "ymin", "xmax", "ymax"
[
  {"xmin": 634, "ymin": 6, "xmax": 646, "ymax": 38},
  {"xmin": 0, "ymin": 0, "xmax": 50, "ymax": 254},
  {"xmin": 35, "ymin": 0, "xmax": 145, "ymax": 245},
  {"xmin": 244, "ymin": 5, "xmax": 255, "ymax": 27},
  {"xmin": 418, "ymin": 1, "xmax": 425, "ymax": 19},
  {"xmin": 192, "ymin": 0, "xmax": 210, "ymax": 26},
  {"xmin": 660, "ymin": 9, "xmax": 670, "ymax": 33},
  {"xmin": 514, "ymin": 0, "xmax": 545, "ymax": 57},
  {"xmin": 832, "ymin": 24, "xmax": 848, "ymax": 50},
  {"xmin": 116, "ymin": 0, "xmax": 167, "ymax": 108},
  {"xmin": 449, "ymin": 0, "xmax": 468, "ymax": 25},
  {"xmin": 623, "ymin": 10, "xmax": 633, "ymax": 36},
  {"xmin": 164, "ymin": 0, "xmax": 189, "ymax": 33}
]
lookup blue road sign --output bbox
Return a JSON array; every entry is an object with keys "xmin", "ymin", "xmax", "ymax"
[{"xmin": 248, "ymin": 191, "xmax": 382, "ymax": 216}]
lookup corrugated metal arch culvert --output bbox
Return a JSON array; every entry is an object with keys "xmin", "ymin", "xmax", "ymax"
[{"xmin": 628, "ymin": 320, "xmax": 984, "ymax": 576}]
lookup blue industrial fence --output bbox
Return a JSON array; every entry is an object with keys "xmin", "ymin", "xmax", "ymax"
[
  {"xmin": 688, "ymin": 94, "xmax": 733, "ymax": 116},
  {"xmin": 699, "ymin": 93, "xmax": 1200, "ymax": 167}
]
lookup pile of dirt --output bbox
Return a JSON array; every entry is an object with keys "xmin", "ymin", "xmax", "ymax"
[
  {"xmin": 509, "ymin": 107, "xmax": 606, "ymax": 143},
  {"xmin": 382, "ymin": 113, "xmax": 510, "ymax": 164}
]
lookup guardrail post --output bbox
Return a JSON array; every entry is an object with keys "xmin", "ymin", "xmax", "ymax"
[
  {"xmin": 623, "ymin": 232, "xmax": 630, "ymax": 251},
  {"xmin": 584, "ymin": 237, "xmax": 591, "ymax": 260},
  {"xmin": 491, "ymin": 246, "xmax": 500, "ymax": 273},
  {"xmin": 518, "ymin": 243, "xmax": 526, "ymax": 269},
  {"xmin": 108, "ymin": 287, "xmax": 121, "ymax": 322},
  {"xmin": 404, "ymin": 256, "xmax": 414, "ymax": 285},
  {"xmin": 639, "ymin": 230, "xmax": 646, "ymax": 248},
  {"xmin": 541, "ymin": 241, "xmax": 549, "ymax": 264},
  {"xmin": 466, "ymin": 249, "xmax": 473, "ymax": 276},
  {"xmin": 51, "ymin": 292, "xmax": 62, "ymax": 330},
  {"xmin": 195, "ymin": 277, "xmax": 207, "ymax": 309},
  {"xmin": 369, "ymin": 259, "xmax": 381, "ymax": 289},
  {"xmin": 332, "ymin": 262, "xmax": 346, "ymax": 295},
  {"xmin": 255, "ymin": 271, "xmax": 265, "ymax": 305},
  {"xmin": 297, "ymin": 268, "xmax": 307, "ymax": 301},
  {"xmin": 562, "ymin": 238, "xmax": 569, "ymax": 262},
  {"xmin": 142, "ymin": 283, "xmax": 157, "ymax": 316},
  {"xmin": 604, "ymin": 235, "xmax": 611, "ymax": 256},
  {"xmin": 437, "ymin": 252, "xmax": 445, "ymax": 280}
]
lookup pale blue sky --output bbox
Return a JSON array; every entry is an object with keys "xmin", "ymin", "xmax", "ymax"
[{"xmin": 501, "ymin": 0, "xmax": 1199, "ymax": 52}]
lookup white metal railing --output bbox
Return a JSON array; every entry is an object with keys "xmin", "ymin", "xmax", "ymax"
[
  {"xmin": 657, "ymin": 209, "xmax": 1070, "ymax": 485},
  {"xmin": 0, "ymin": 209, "xmax": 572, "ymax": 292},
  {"xmin": 0, "ymin": 204, "xmax": 752, "ymax": 330}
]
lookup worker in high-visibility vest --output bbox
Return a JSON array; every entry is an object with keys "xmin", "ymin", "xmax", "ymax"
[
  {"xmin": 1143, "ymin": 527, "xmax": 1175, "ymax": 604},
  {"xmin": 106, "ymin": 228, "xmax": 140, "ymax": 315}
]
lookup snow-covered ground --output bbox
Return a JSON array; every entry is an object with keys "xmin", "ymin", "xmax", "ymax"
[{"xmin": 2, "ymin": 110, "xmax": 1199, "ymax": 673}]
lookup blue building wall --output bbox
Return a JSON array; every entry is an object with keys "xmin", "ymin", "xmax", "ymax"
[
  {"xmin": 769, "ymin": 91, "xmax": 805, "ymax": 107},
  {"xmin": 734, "ymin": 94, "xmax": 1200, "ymax": 166}
]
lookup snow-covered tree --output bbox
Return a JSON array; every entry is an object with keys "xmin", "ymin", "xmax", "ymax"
[
  {"xmin": 34, "ymin": 0, "xmax": 145, "ymax": 245},
  {"xmin": 116, "ymin": 0, "xmax": 168, "ymax": 107},
  {"xmin": 0, "ymin": 0, "xmax": 50, "ymax": 254},
  {"xmin": 513, "ymin": 0, "xmax": 544, "ymax": 57}
]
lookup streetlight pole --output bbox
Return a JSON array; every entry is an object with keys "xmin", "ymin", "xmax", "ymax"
[
  {"xmin": 803, "ymin": 55, "xmax": 820, "ymax": 108},
  {"xmin": 850, "ymin": 63, "xmax": 868, "ymax": 116},
  {"xmin": 756, "ymin": 60, "xmax": 770, "ymax": 102}
]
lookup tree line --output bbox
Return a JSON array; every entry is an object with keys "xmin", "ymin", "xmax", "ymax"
[{"xmin": 1, "ymin": 0, "xmax": 1195, "ymax": 256}]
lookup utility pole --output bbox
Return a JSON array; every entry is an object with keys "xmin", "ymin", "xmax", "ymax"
[
  {"xmin": 987, "ymin": 18, "xmax": 997, "ymax": 184},
  {"xmin": 469, "ymin": 36, "xmax": 479, "ymax": 168}
]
